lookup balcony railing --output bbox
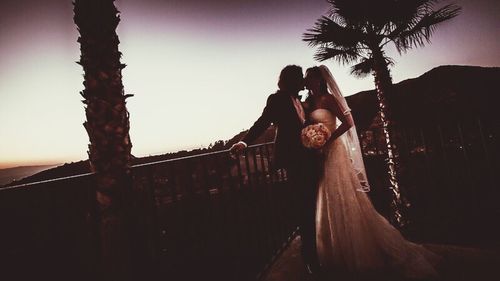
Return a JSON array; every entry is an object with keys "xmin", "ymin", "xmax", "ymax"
[
  {"xmin": 0, "ymin": 142, "xmax": 298, "ymax": 281},
  {"xmin": 131, "ymin": 142, "xmax": 299, "ymax": 280},
  {"xmin": 0, "ymin": 114, "xmax": 498, "ymax": 280},
  {"xmin": 0, "ymin": 173, "xmax": 97, "ymax": 280},
  {"xmin": 360, "ymin": 113, "xmax": 500, "ymax": 244}
]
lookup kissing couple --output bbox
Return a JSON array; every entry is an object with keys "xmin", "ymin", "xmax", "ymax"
[{"xmin": 230, "ymin": 65, "xmax": 442, "ymax": 280}]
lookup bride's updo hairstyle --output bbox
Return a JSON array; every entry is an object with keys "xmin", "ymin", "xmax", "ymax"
[
  {"xmin": 277, "ymin": 65, "xmax": 303, "ymax": 92},
  {"xmin": 306, "ymin": 66, "xmax": 328, "ymax": 95}
]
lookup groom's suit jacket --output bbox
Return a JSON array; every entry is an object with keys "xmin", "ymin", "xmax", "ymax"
[
  {"xmin": 242, "ymin": 90, "xmax": 306, "ymax": 169},
  {"xmin": 243, "ymin": 90, "xmax": 320, "ymax": 265}
]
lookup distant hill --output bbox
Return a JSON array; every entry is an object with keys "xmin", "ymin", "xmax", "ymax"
[
  {"xmin": 346, "ymin": 65, "xmax": 499, "ymax": 130},
  {"xmin": 0, "ymin": 165, "xmax": 60, "ymax": 186},
  {"xmin": 4, "ymin": 65, "xmax": 498, "ymax": 187},
  {"xmin": 1, "ymin": 126, "xmax": 277, "ymax": 188}
]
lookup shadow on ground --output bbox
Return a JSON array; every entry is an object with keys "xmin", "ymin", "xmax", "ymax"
[{"xmin": 261, "ymin": 236, "xmax": 500, "ymax": 281}]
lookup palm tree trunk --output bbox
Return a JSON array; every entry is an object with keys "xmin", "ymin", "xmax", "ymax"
[
  {"xmin": 74, "ymin": 0, "xmax": 134, "ymax": 278},
  {"xmin": 371, "ymin": 48, "xmax": 408, "ymax": 228}
]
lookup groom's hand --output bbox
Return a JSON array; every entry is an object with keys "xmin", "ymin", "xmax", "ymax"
[{"xmin": 229, "ymin": 141, "xmax": 247, "ymax": 159}]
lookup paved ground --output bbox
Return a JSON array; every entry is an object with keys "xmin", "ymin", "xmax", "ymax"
[{"xmin": 261, "ymin": 236, "xmax": 500, "ymax": 281}]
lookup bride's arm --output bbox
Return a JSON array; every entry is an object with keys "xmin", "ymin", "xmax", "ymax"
[{"xmin": 320, "ymin": 95, "xmax": 354, "ymax": 141}]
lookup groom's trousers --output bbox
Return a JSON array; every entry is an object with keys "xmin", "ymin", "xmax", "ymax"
[{"xmin": 286, "ymin": 151, "xmax": 321, "ymax": 267}]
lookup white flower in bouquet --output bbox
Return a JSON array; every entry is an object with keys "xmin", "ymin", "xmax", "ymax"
[{"xmin": 301, "ymin": 123, "xmax": 332, "ymax": 149}]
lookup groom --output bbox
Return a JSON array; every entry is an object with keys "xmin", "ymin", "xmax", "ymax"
[{"xmin": 230, "ymin": 65, "xmax": 321, "ymax": 277}]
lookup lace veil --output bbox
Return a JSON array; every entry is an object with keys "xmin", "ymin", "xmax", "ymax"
[{"xmin": 319, "ymin": 65, "xmax": 370, "ymax": 192}]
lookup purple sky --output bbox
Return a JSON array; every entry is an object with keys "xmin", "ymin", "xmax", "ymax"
[{"xmin": 0, "ymin": 0, "xmax": 499, "ymax": 169}]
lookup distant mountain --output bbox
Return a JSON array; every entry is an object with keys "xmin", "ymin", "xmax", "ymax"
[
  {"xmin": 0, "ymin": 165, "xmax": 60, "ymax": 186},
  {"xmin": 5, "ymin": 65, "xmax": 498, "ymax": 187},
  {"xmin": 346, "ymin": 65, "xmax": 499, "ymax": 130},
  {"xmin": 2, "ymin": 125, "xmax": 278, "ymax": 188}
]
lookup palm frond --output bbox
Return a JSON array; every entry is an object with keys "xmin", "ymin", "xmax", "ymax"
[
  {"xmin": 394, "ymin": 4, "xmax": 461, "ymax": 53},
  {"xmin": 391, "ymin": 0, "xmax": 432, "ymax": 23},
  {"xmin": 350, "ymin": 58, "xmax": 374, "ymax": 78},
  {"xmin": 350, "ymin": 56, "xmax": 394, "ymax": 77},
  {"xmin": 314, "ymin": 47, "xmax": 361, "ymax": 64},
  {"xmin": 384, "ymin": 0, "xmax": 431, "ymax": 35},
  {"xmin": 328, "ymin": 0, "xmax": 405, "ymax": 28},
  {"xmin": 303, "ymin": 16, "xmax": 365, "ymax": 49},
  {"xmin": 385, "ymin": 56, "xmax": 395, "ymax": 67}
]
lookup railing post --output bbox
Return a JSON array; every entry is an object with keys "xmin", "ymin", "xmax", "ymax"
[{"xmin": 476, "ymin": 117, "xmax": 495, "ymax": 191}]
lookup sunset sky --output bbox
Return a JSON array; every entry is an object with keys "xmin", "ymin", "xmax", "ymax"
[{"xmin": 0, "ymin": 0, "xmax": 499, "ymax": 169}]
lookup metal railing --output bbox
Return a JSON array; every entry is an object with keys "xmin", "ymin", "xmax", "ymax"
[
  {"xmin": 0, "ymin": 172, "xmax": 97, "ymax": 280},
  {"xmin": 131, "ymin": 142, "xmax": 299, "ymax": 280},
  {"xmin": 0, "ymin": 142, "xmax": 299, "ymax": 281},
  {"xmin": 361, "ymin": 114, "xmax": 500, "ymax": 245},
  {"xmin": 1, "ymin": 114, "xmax": 498, "ymax": 280}
]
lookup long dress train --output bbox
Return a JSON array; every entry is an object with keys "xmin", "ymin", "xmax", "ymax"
[{"xmin": 311, "ymin": 109, "xmax": 442, "ymax": 279}]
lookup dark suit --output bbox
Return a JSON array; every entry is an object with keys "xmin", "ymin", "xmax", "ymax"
[
  {"xmin": 242, "ymin": 90, "xmax": 305, "ymax": 168},
  {"xmin": 242, "ymin": 90, "xmax": 320, "ymax": 267}
]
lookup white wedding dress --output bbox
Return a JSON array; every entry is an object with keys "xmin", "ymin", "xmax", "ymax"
[{"xmin": 311, "ymin": 108, "xmax": 442, "ymax": 279}]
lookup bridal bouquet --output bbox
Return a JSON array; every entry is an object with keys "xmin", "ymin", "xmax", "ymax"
[{"xmin": 301, "ymin": 123, "xmax": 331, "ymax": 149}]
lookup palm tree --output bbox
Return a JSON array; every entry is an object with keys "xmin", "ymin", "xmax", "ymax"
[
  {"xmin": 303, "ymin": 0, "xmax": 460, "ymax": 227},
  {"xmin": 74, "ymin": 0, "xmax": 134, "ymax": 278}
]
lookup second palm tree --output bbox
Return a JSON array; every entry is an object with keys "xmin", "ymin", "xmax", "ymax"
[{"xmin": 304, "ymin": 0, "xmax": 460, "ymax": 227}]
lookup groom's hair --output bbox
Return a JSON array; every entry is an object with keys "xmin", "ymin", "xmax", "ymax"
[{"xmin": 278, "ymin": 65, "xmax": 303, "ymax": 91}]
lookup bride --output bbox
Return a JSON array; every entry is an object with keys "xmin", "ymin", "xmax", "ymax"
[{"xmin": 303, "ymin": 65, "xmax": 441, "ymax": 280}]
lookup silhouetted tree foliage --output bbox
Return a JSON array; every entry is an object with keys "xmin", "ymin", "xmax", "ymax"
[{"xmin": 304, "ymin": 0, "xmax": 461, "ymax": 226}]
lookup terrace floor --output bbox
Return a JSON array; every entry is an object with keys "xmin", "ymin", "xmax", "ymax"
[{"xmin": 261, "ymin": 236, "xmax": 500, "ymax": 281}]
